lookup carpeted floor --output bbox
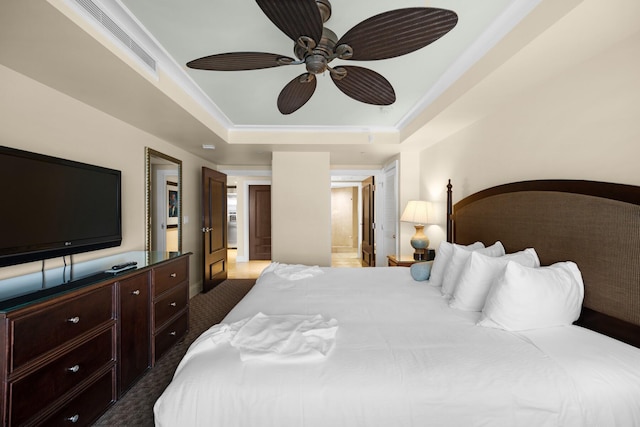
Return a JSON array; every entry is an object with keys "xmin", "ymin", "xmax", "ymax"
[{"xmin": 93, "ymin": 279, "xmax": 256, "ymax": 426}]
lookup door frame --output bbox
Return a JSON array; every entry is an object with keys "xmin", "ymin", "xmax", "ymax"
[
  {"xmin": 382, "ymin": 160, "xmax": 399, "ymax": 261},
  {"xmin": 152, "ymin": 167, "xmax": 179, "ymax": 253},
  {"xmin": 248, "ymin": 184, "xmax": 272, "ymax": 260},
  {"xmin": 331, "ymin": 169, "xmax": 384, "ymax": 265},
  {"xmin": 331, "ymin": 182, "xmax": 362, "ymax": 255},
  {"xmin": 239, "ymin": 179, "xmax": 272, "ymax": 262}
]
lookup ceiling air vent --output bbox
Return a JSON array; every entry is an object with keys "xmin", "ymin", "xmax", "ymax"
[{"xmin": 74, "ymin": 0, "xmax": 157, "ymax": 72}]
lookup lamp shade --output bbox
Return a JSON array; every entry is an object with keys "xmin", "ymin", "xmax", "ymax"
[{"xmin": 400, "ymin": 200, "xmax": 429, "ymax": 225}]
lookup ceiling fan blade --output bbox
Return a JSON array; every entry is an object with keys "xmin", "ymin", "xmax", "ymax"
[
  {"xmin": 186, "ymin": 52, "xmax": 296, "ymax": 71},
  {"xmin": 255, "ymin": 0, "xmax": 323, "ymax": 45},
  {"xmin": 331, "ymin": 66, "xmax": 395, "ymax": 106},
  {"xmin": 336, "ymin": 8, "xmax": 458, "ymax": 61},
  {"xmin": 278, "ymin": 73, "xmax": 317, "ymax": 114}
]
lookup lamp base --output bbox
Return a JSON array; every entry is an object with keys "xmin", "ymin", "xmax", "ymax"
[
  {"xmin": 410, "ymin": 224, "xmax": 430, "ymax": 261},
  {"xmin": 413, "ymin": 249, "xmax": 436, "ymax": 261}
]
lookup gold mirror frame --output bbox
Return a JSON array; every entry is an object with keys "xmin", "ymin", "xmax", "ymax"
[{"xmin": 145, "ymin": 147, "xmax": 182, "ymax": 252}]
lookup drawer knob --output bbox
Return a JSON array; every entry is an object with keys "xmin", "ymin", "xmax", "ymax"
[
  {"xmin": 66, "ymin": 414, "xmax": 80, "ymax": 423},
  {"xmin": 67, "ymin": 316, "xmax": 80, "ymax": 324},
  {"xmin": 170, "ymin": 273, "xmax": 177, "ymax": 278},
  {"xmin": 170, "ymin": 302, "xmax": 177, "ymax": 307},
  {"xmin": 67, "ymin": 364, "xmax": 80, "ymax": 373},
  {"xmin": 131, "ymin": 289, "xmax": 141, "ymax": 296},
  {"xmin": 169, "ymin": 331, "xmax": 177, "ymax": 336}
]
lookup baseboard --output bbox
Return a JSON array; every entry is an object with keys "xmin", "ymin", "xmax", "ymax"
[{"xmin": 189, "ymin": 280, "xmax": 202, "ymax": 297}]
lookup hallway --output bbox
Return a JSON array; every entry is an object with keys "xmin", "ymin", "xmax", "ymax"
[{"xmin": 227, "ymin": 249, "xmax": 362, "ymax": 279}]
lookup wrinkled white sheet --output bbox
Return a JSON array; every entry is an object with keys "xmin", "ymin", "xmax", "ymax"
[
  {"xmin": 191, "ymin": 312, "xmax": 338, "ymax": 362},
  {"xmin": 154, "ymin": 266, "xmax": 640, "ymax": 427}
]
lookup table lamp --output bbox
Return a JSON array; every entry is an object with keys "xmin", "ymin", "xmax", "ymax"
[{"xmin": 401, "ymin": 200, "xmax": 430, "ymax": 261}]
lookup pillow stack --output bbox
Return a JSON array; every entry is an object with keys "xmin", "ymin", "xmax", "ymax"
[
  {"xmin": 440, "ymin": 241, "xmax": 505, "ymax": 298},
  {"xmin": 427, "ymin": 240, "xmax": 585, "ymax": 331},
  {"xmin": 428, "ymin": 241, "xmax": 484, "ymax": 287}
]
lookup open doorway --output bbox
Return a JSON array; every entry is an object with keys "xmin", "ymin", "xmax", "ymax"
[
  {"xmin": 331, "ymin": 186, "xmax": 359, "ymax": 267},
  {"xmin": 331, "ymin": 167, "xmax": 394, "ymax": 268},
  {"xmin": 146, "ymin": 149, "xmax": 181, "ymax": 253}
]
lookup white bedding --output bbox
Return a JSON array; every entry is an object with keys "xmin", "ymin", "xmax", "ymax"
[
  {"xmin": 154, "ymin": 266, "xmax": 640, "ymax": 427},
  {"xmin": 191, "ymin": 312, "xmax": 338, "ymax": 362}
]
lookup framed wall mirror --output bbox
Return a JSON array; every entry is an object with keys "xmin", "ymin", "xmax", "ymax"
[{"xmin": 146, "ymin": 148, "xmax": 182, "ymax": 253}]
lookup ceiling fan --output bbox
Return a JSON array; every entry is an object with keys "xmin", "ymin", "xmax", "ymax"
[{"xmin": 186, "ymin": 0, "xmax": 458, "ymax": 114}]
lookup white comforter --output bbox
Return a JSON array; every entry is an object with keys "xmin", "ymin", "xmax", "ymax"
[{"xmin": 154, "ymin": 266, "xmax": 640, "ymax": 427}]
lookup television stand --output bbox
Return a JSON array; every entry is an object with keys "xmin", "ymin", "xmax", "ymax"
[{"xmin": 0, "ymin": 250, "xmax": 191, "ymax": 426}]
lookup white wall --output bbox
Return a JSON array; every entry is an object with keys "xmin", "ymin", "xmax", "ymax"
[
  {"xmin": 418, "ymin": 31, "xmax": 640, "ymax": 250},
  {"xmin": 272, "ymin": 152, "xmax": 332, "ymax": 266},
  {"xmin": 396, "ymin": 152, "xmax": 423, "ymax": 259},
  {"xmin": 0, "ymin": 64, "xmax": 217, "ymax": 294}
]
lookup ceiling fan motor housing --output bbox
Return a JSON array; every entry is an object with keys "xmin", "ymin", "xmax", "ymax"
[{"xmin": 294, "ymin": 27, "xmax": 338, "ymax": 75}]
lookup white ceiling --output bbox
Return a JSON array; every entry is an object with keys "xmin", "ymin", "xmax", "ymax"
[{"xmin": 1, "ymin": 0, "xmax": 604, "ymax": 167}]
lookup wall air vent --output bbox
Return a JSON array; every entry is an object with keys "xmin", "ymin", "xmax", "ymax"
[{"xmin": 74, "ymin": 0, "xmax": 157, "ymax": 72}]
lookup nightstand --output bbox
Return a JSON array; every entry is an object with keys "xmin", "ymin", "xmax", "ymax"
[
  {"xmin": 387, "ymin": 250, "xmax": 435, "ymax": 267},
  {"xmin": 387, "ymin": 255, "xmax": 417, "ymax": 267}
]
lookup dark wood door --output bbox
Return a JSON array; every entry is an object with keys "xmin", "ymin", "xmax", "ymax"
[
  {"xmin": 249, "ymin": 185, "xmax": 271, "ymax": 260},
  {"xmin": 202, "ymin": 167, "xmax": 227, "ymax": 292},
  {"xmin": 361, "ymin": 176, "xmax": 375, "ymax": 267},
  {"xmin": 118, "ymin": 272, "xmax": 150, "ymax": 396}
]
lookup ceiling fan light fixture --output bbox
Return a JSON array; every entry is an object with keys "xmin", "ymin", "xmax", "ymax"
[{"xmin": 305, "ymin": 54, "xmax": 328, "ymax": 74}]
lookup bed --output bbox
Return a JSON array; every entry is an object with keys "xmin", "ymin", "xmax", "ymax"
[{"xmin": 154, "ymin": 179, "xmax": 640, "ymax": 427}]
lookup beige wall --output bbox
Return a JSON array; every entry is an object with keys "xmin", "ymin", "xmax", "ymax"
[
  {"xmin": 331, "ymin": 187, "xmax": 357, "ymax": 249},
  {"xmin": 272, "ymin": 152, "xmax": 331, "ymax": 266},
  {"xmin": 0, "ymin": 64, "xmax": 217, "ymax": 294},
  {"xmin": 418, "ymin": 31, "xmax": 640, "ymax": 250}
]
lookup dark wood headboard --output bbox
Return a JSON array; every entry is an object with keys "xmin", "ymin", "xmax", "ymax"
[{"xmin": 446, "ymin": 179, "xmax": 640, "ymax": 348}]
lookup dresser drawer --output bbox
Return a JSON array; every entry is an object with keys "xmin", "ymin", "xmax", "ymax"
[
  {"xmin": 153, "ymin": 257, "xmax": 189, "ymax": 296},
  {"xmin": 36, "ymin": 368, "xmax": 115, "ymax": 427},
  {"xmin": 9, "ymin": 327, "xmax": 115, "ymax": 426},
  {"xmin": 11, "ymin": 285, "xmax": 114, "ymax": 371},
  {"xmin": 154, "ymin": 312, "xmax": 188, "ymax": 362},
  {"xmin": 154, "ymin": 282, "xmax": 188, "ymax": 330}
]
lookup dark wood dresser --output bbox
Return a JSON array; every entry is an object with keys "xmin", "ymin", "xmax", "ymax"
[{"xmin": 0, "ymin": 251, "xmax": 191, "ymax": 426}]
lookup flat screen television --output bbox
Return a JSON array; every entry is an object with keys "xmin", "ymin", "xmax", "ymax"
[{"xmin": 0, "ymin": 146, "xmax": 122, "ymax": 267}]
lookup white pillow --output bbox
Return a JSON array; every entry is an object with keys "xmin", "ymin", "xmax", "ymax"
[
  {"xmin": 428, "ymin": 241, "xmax": 484, "ymax": 287},
  {"xmin": 478, "ymin": 261, "xmax": 585, "ymax": 331},
  {"xmin": 449, "ymin": 249, "xmax": 540, "ymax": 311},
  {"xmin": 441, "ymin": 241, "xmax": 505, "ymax": 298}
]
